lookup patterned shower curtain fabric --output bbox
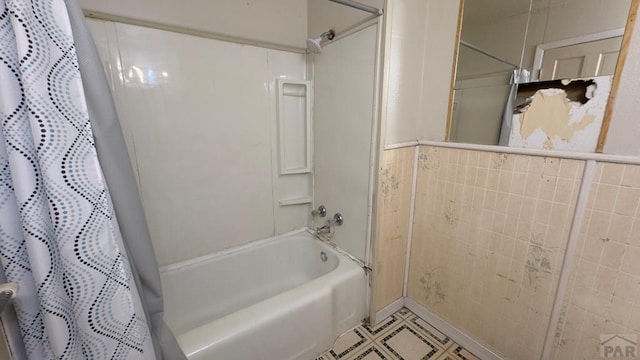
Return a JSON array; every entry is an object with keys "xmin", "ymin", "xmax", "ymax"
[{"xmin": 0, "ymin": 0, "xmax": 156, "ymax": 359}]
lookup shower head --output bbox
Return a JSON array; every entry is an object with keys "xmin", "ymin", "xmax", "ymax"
[
  {"xmin": 306, "ymin": 30, "xmax": 335, "ymax": 54},
  {"xmin": 306, "ymin": 38, "xmax": 323, "ymax": 54}
]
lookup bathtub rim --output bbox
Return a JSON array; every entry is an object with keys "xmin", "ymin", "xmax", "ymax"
[
  {"xmin": 160, "ymin": 228, "xmax": 306, "ymax": 273},
  {"xmin": 159, "ymin": 227, "xmax": 366, "ymax": 274}
]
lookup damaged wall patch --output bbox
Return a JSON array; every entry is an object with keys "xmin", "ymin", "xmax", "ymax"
[{"xmin": 508, "ymin": 76, "xmax": 611, "ymax": 152}]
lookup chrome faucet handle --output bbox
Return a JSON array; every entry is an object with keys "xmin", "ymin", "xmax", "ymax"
[
  {"xmin": 312, "ymin": 205, "xmax": 327, "ymax": 217},
  {"xmin": 333, "ymin": 213, "xmax": 343, "ymax": 226}
]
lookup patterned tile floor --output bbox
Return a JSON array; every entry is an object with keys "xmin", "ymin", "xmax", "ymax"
[{"xmin": 316, "ymin": 308, "xmax": 480, "ymax": 360}]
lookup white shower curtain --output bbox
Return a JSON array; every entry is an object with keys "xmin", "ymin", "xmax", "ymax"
[{"xmin": 0, "ymin": 0, "xmax": 156, "ymax": 358}]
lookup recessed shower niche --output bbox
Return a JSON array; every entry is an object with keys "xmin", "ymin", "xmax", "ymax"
[{"xmin": 277, "ymin": 79, "xmax": 312, "ymax": 176}]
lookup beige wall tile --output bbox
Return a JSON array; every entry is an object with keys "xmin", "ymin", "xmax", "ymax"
[
  {"xmin": 609, "ymin": 214, "xmax": 633, "ymax": 244},
  {"xmin": 600, "ymin": 241, "xmax": 626, "ymax": 270},
  {"xmin": 379, "ymin": 147, "xmax": 640, "ymax": 359},
  {"xmin": 558, "ymin": 159, "xmax": 581, "ymax": 180},
  {"xmin": 593, "ymin": 184, "xmax": 618, "ymax": 212},
  {"xmin": 614, "ymin": 187, "xmax": 640, "ymax": 216},
  {"xmin": 371, "ymin": 147, "xmax": 416, "ymax": 314},
  {"xmin": 408, "ymin": 146, "xmax": 584, "ymax": 360},
  {"xmin": 630, "ymin": 220, "xmax": 640, "ymax": 247},
  {"xmin": 552, "ymin": 162, "xmax": 640, "ymax": 360},
  {"xmin": 622, "ymin": 166, "xmax": 640, "ymax": 188},
  {"xmin": 621, "ymin": 246, "xmax": 640, "ymax": 276},
  {"xmin": 600, "ymin": 163, "xmax": 624, "ymax": 185},
  {"xmin": 581, "ymin": 235, "xmax": 605, "ymax": 263}
]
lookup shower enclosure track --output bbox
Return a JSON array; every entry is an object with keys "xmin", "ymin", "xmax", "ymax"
[{"xmin": 328, "ymin": 0, "xmax": 384, "ymax": 16}]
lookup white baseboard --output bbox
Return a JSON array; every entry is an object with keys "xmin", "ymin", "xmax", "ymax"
[
  {"xmin": 374, "ymin": 297, "xmax": 404, "ymax": 325},
  {"xmin": 404, "ymin": 297, "xmax": 504, "ymax": 360}
]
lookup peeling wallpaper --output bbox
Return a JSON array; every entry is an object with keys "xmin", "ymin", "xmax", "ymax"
[
  {"xmin": 509, "ymin": 77, "xmax": 611, "ymax": 152},
  {"xmin": 551, "ymin": 162, "xmax": 640, "ymax": 360},
  {"xmin": 408, "ymin": 146, "xmax": 585, "ymax": 359}
]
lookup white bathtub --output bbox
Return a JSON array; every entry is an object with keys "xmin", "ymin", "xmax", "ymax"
[{"xmin": 160, "ymin": 229, "xmax": 367, "ymax": 360}]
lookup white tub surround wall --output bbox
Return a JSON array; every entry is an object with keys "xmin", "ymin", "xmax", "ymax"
[
  {"xmin": 312, "ymin": 24, "xmax": 379, "ymax": 262},
  {"xmin": 87, "ymin": 20, "xmax": 311, "ymax": 266},
  {"xmin": 269, "ymin": 58, "xmax": 314, "ymax": 235},
  {"xmin": 78, "ymin": 0, "xmax": 307, "ymax": 50},
  {"xmin": 161, "ymin": 231, "xmax": 367, "ymax": 360}
]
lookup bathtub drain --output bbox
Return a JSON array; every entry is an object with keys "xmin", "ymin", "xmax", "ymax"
[{"xmin": 320, "ymin": 251, "xmax": 328, "ymax": 262}]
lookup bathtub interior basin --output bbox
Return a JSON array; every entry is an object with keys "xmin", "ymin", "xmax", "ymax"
[{"xmin": 160, "ymin": 229, "xmax": 367, "ymax": 360}]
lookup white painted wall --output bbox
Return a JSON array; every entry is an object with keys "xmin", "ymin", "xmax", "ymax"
[
  {"xmin": 382, "ymin": 0, "xmax": 426, "ymax": 146},
  {"xmin": 417, "ymin": 0, "xmax": 461, "ymax": 142},
  {"xmin": 78, "ymin": 0, "xmax": 307, "ymax": 49},
  {"xmin": 313, "ymin": 24, "xmax": 378, "ymax": 261},
  {"xmin": 87, "ymin": 19, "xmax": 310, "ymax": 266},
  {"xmin": 382, "ymin": 0, "xmax": 461, "ymax": 146}
]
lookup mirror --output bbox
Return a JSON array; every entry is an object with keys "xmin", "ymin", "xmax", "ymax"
[{"xmin": 447, "ymin": 0, "xmax": 635, "ymax": 152}]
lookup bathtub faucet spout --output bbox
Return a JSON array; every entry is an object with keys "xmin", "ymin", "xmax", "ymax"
[
  {"xmin": 315, "ymin": 212, "xmax": 344, "ymax": 236},
  {"xmin": 316, "ymin": 224, "xmax": 332, "ymax": 235}
]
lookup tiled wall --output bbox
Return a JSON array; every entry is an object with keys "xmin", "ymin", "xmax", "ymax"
[
  {"xmin": 372, "ymin": 147, "xmax": 415, "ymax": 314},
  {"xmin": 551, "ymin": 162, "xmax": 640, "ymax": 359},
  {"xmin": 408, "ymin": 146, "xmax": 585, "ymax": 359}
]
